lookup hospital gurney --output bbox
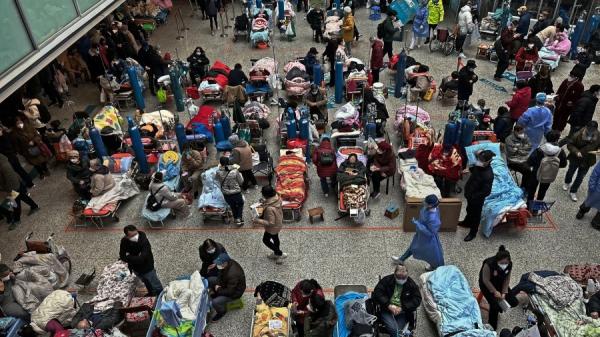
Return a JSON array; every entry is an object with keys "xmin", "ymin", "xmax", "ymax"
[
  {"xmin": 276, "ymin": 148, "xmax": 308, "ymax": 222},
  {"xmin": 198, "ymin": 166, "xmax": 233, "ymax": 224}
]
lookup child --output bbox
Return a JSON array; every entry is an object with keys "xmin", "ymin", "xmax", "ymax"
[{"xmin": 493, "ymin": 106, "xmax": 513, "ymax": 142}]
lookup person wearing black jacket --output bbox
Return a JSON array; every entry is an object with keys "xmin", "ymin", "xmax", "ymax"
[
  {"xmin": 0, "ymin": 127, "xmax": 33, "ymax": 188},
  {"xmin": 210, "ymin": 253, "xmax": 246, "ymax": 321},
  {"xmin": 372, "ymin": 264, "xmax": 421, "ymax": 335},
  {"xmin": 529, "ymin": 10, "xmax": 551, "ymax": 36},
  {"xmin": 460, "ymin": 149, "xmax": 495, "ymax": 242},
  {"xmin": 119, "ymin": 225, "xmax": 163, "ymax": 296},
  {"xmin": 187, "ymin": 47, "xmax": 210, "ymax": 85},
  {"xmin": 66, "ymin": 150, "xmax": 91, "ymax": 200},
  {"xmin": 228, "ymin": 64, "xmax": 248, "ymax": 87},
  {"xmin": 479, "ymin": 245, "xmax": 513, "ymax": 329},
  {"xmin": 586, "ymin": 291, "xmax": 600, "ymax": 319},
  {"xmin": 198, "ymin": 239, "xmax": 226, "ymax": 280},
  {"xmin": 526, "ymin": 130, "xmax": 567, "ymax": 206},
  {"xmin": 137, "ymin": 42, "xmax": 167, "ymax": 95},
  {"xmin": 568, "ymin": 85, "xmax": 600, "ymax": 137},
  {"xmin": 323, "ymin": 39, "xmax": 338, "ymax": 87},
  {"xmin": 457, "ymin": 60, "xmax": 478, "ymax": 104}
]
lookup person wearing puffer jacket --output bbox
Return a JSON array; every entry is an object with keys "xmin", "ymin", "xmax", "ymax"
[
  {"xmin": 229, "ymin": 134, "xmax": 257, "ymax": 191},
  {"xmin": 89, "ymin": 159, "xmax": 115, "ymax": 197},
  {"xmin": 426, "ymin": 0, "xmax": 444, "ymax": 44},
  {"xmin": 526, "ymin": 130, "xmax": 567, "ymax": 205},
  {"xmin": 576, "ymin": 162, "xmax": 600, "ymax": 230},
  {"xmin": 149, "ymin": 172, "xmax": 191, "ymax": 219},
  {"xmin": 312, "ymin": 137, "xmax": 338, "ymax": 196},
  {"xmin": 456, "ymin": 5, "xmax": 473, "ymax": 53},
  {"xmin": 563, "ymin": 121, "xmax": 600, "ymax": 202},
  {"xmin": 506, "ymin": 80, "xmax": 532, "ymax": 123},
  {"xmin": 252, "ymin": 185, "xmax": 287, "ymax": 264},
  {"xmin": 545, "ymin": 32, "xmax": 571, "ymax": 57},
  {"xmin": 21, "ymin": 97, "xmax": 46, "ymax": 131},
  {"xmin": 505, "ymin": 125, "xmax": 532, "ymax": 189},
  {"xmin": 215, "ymin": 156, "xmax": 245, "ymax": 226}
]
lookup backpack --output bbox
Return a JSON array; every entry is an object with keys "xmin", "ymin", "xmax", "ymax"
[
  {"xmin": 146, "ymin": 185, "xmax": 165, "ymax": 211},
  {"xmin": 36, "ymin": 104, "xmax": 51, "ymax": 124},
  {"xmin": 536, "ymin": 152, "xmax": 560, "ymax": 183},
  {"xmin": 377, "ymin": 21, "xmax": 385, "ymax": 39},
  {"xmin": 319, "ymin": 149, "xmax": 335, "ymax": 166}
]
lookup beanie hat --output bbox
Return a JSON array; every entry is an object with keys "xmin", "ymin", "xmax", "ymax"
[{"xmin": 344, "ymin": 6, "xmax": 351, "ymax": 14}]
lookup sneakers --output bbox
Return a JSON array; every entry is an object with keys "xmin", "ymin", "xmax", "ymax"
[
  {"xmin": 562, "ymin": 183, "xmax": 570, "ymax": 191},
  {"xmin": 234, "ymin": 219, "xmax": 244, "ymax": 227},
  {"xmin": 211, "ymin": 312, "xmax": 225, "ymax": 322},
  {"xmin": 275, "ymin": 253, "xmax": 288, "ymax": 264},
  {"xmin": 267, "ymin": 253, "xmax": 278, "ymax": 260},
  {"xmin": 493, "ymin": 77, "xmax": 502, "ymax": 82},
  {"xmin": 570, "ymin": 193, "xmax": 578, "ymax": 202},
  {"xmin": 463, "ymin": 231, "xmax": 476, "ymax": 242},
  {"xmin": 370, "ymin": 192, "xmax": 381, "ymax": 199},
  {"xmin": 576, "ymin": 210, "xmax": 586, "ymax": 219},
  {"xmin": 27, "ymin": 207, "xmax": 40, "ymax": 216},
  {"xmin": 391, "ymin": 256, "xmax": 404, "ymax": 264},
  {"xmin": 324, "ymin": 193, "xmax": 329, "ymax": 197}
]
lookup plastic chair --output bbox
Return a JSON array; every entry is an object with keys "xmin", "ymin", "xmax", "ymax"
[{"xmin": 369, "ymin": 6, "xmax": 381, "ymax": 20}]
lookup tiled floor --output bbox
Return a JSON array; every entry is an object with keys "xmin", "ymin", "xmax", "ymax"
[{"xmin": 1, "ymin": 0, "xmax": 599, "ymax": 336}]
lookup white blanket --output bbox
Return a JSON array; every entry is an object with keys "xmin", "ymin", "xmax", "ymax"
[
  {"xmin": 86, "ymin": 175, "xmax": 140, "ymax": 212},
  {"xmin": 31, "ymin": 290, "xmax": 77, "ymax": 333},
  {"xmin": 400, "ymin": 165, "xmax": 441, "ymax": 199},
  {"xmin": 162, "ymin": 271, "xmax": 205, "ymax": 321}
]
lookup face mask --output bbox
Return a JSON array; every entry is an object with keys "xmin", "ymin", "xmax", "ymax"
[
  {"xmin": 196, "ymin": 51, "xmax": 202, "ymax": 55},
  {"xmin": 311, "ymin": 90, "xmax": 319, "ymax": 95},
  {"xmin": 16, "ymin": 123, "xmax": 24, "ymax": 129},
  {"xmin": 539, "ymin": 16, "xmax": 544, "ymax": 20},
  {"xmin": 207, "ymin": 248, "xmax": 216, "ymax": 254},
  {"xmin": 70, "ymin": 158, "xmax": 79, "ymax": 163},
  {"xmin": 129, "ymin": 234, "xmax": 139, "ymax": 242},
  {"xmin": 516, "ymin": 133, "xmax": 525, "ymax": 139},
  {"xmin": 307, "ymin": 304, "xmax": 314, "ymax": 312},
  {"xmin": 217, "ymin": 265, "xmax": 225, "ymax": 270},
  {"xmin": 1, "ymin": 275, "xmax": 10, "ymax": 282},
  {"xmin": 475, "ymin": 160, "xmax": 486, "ymax": 167},
  {"xmin": 395, "ymin": 278, "xmax": 407, "ymax": 285},
  {"xmin": 527, "ymin": 44, "xmax": 534, "ymax": 49},
  {"xmin": 429, "ymin": 206, "xmax": 437, "ymax": 212},
  {"xmin": 112, "ymin": 29, "xmax": 118, "ymax": 33},
  {"xmin": 498, "ymin": 263, "xmax": 509, "ymax": 270}
]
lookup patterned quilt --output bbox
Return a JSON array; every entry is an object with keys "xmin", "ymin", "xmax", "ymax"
[
  {"xmin": 89, "ymin": 261, "xmax": 137, "ymax": 312},
  {"xmin": 275, "ymin": 155, "xmax": 307, "ymax": 207},
  {"xmin": 534, "ymin": 294, "xmax": 600, "ymax": 337}
]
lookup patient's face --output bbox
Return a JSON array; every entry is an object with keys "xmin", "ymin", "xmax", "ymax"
[{"xmin": 77, "ymin": 320, "xmax": 90, "ymax": 329}]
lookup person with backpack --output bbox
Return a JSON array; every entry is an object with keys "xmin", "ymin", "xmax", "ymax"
[
  {"xmin": 460, "ymin": 149, "xmax": 495, "ymax": 242},
  {"xmin": 312, "ymin": 137, "xmax": 338, "ymax": 197},
  {"xmin": 526, "ymin": 130, "xmax": 567, "ymax": 206},
  {"xmin": 215, "ymin": 156, "xmax": 245, "ymax": 226},
  {"xmin": 562, "ymin": 121, "xmax": 600, "ymax": 202},
  {"xmin": 576, "ymin": 161, "xmax": 600, "ymax": 230},
  {"xmin": 517, "ymin": 92, "xmax": 553, "ymax": 152},
  {"xmin": 119, "ymin": 225, "xmax": 164, "ymax": 296},
  {"xmin": 148, "ymin": 171, "xmax": 190, "ymax": 218},
  {"xmin": 252, "ymin": 185, "xmax": 287, "ymax": 264}
]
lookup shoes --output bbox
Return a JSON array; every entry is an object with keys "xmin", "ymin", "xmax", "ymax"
[
  {"xmin": 234, "ymin": 219, "xmax": 244, "ymax": 227},
  {"xmin": 493, "ymin": 77, "xmax": 502, "ymax": 82},
  {"xmin": 463, "ymin": 232, "xmax": 476, "ymax": 242},
  {"xmin": 27, "ymin": 207, "xmax": 40, "ymax": 216},
  {"xmin": 267, "ymin": 253, "xmax": 278, "ymax": 260},
  {"xmin": 211, "ymin": 312, "xmax": 225, "ymax": 322},
  {"xmin": 276, "ymin": 253, "xmax": 288, "ymax": 264},
  {"xmin": 570, "ymin": 193, "xmax": 578, "ymax": 202},
  {"xmin": 457, "ymin": 220, "xmax": 469, "ymax": 228},
  {"xmin": 576, "ymin": 210, "xmax": 585, "ymax": 219},
  {"xmin": 424, "ymin": 38, "xmax": 430, "ymax": 44},
  {"xmin": 458, "ymin": 52, "xmax": 466, "ymax": 59},
  {"xmin": 370, "ymin": 192, "xmax": 381, "ymax": 199},
  {"xmin": 592, "ymin": 222, "xmax": 600, "ymax": 230},
  {"xmin": 193, "ymin": 192, "xmax": 199, "ymax": 199},
  {"xmin": 391, "ymin": 256, "xmax": 404, "ymax": 264},
  {"xmin": 562, "ymin": 183, "xmax": 570, "ymax": 191},
  {"xmin": 324, "ymin": 193, "xmax": 328, "ymax": 197},
  {"xmin": 211, "ymin": 31, "xmax": 215, "ymax": 36}
]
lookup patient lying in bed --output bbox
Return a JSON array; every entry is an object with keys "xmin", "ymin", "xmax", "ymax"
[{"xmin": 337, "ymin": 154, "xmax": 367, "ymax": 189}]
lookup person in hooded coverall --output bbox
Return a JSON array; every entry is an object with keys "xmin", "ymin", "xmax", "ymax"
[
  {"xmin": 391, "ymin": 194, "xmax": 444, "ymax": 270},
  {"xmin": 517, "ymin": 92, "xmax": 553, "ymax": 152}
]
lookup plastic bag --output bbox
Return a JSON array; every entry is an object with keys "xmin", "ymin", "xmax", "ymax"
[
  {"xmin": 100, "ymin": 90, "xmax": 107, "ymax": 103},
  {"xmin": 58, "ymin": 134, "xmax": 73, "ymax": 153},
  {"xmin": 157, "ymin": 88, "xmax": 167, "ymax": 104}
]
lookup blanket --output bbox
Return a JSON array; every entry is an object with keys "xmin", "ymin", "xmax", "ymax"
[
  {"xmin": 342, "ymin": 184, "xmax": 368, "ymax": 209},
  {"xmin": 158, "ymin": 152, "xmax": 181, "ymax": 189},
  {"xmin": 533, "ymin": 293, "xmax": 600, "ymax": 337},
  {"xmin": 324, "ymin": 16, "xmax": 342, "ymax": 39},
  {"xmin": 94, "ymin": 106, "xmax": 124, "ymax": 135},
  {"xmin": 275, "ymin": 155, "xmax": 307, "ymax": 207},
  {"xmin": 31, "ymin": 290, "xmax": 77, "ymax": 334},
  {"xmin": 529, "ymin": 273, "xmax": 583, "ymax": 310},
  {"xmin": 336, "ymin": 147, "xmax": 367, "ymax": 167},
  {"xmin": 86, "ymin": 175, "xmax": 140, "ymax": 212},
  {"xmin": 426, "ymin": 266, "xmax": 493, "ymax": 337},
  {"xmin": 538, "ymin": 47, "xmax": 561, "ymax": 70},
  {"xmin": 10, "ymin": 269, "xmax": 54, "ymax": 313},
  {"xmin": 394, "ymin": 105, "xmax": 431, "ymax": 129},
  {"xmin": 250, "ymin": 57, "xmax": 277, "ymax": 78},
  {"xmin": 243, "ymin": 101, "xmax": 270, "ymax": 120},
  {"xmin": 89, "ymin": 261, "xmax": 137, "ymax": 312},
  {"xmin": 13, "ymin": 253, "xmax": 69, "ymax": 290},
  {"xmin": 140, "ymin": 110, "xmax": 175, "ymax": 137},
  {"xmin": 163, "ymin": 271, "xmax": 205, "ymax": 321},
  {"xmin": 251, "ymin": 30, "xmax": 270, "ymax": 45},
  {"xmin": 197, "ymin": 166, "xmax": 228, "ymax": 210},
  {"xmin": 400, "ymin": 167, "xmax": 442, "ymax": 199},
  {"xmin": 334, "ymin": 292, "xmax": 369, "ymax": 337}
]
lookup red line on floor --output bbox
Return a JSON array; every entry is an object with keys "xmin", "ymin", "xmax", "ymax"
[{"xmin": 64, "ymin": 224, "xmax": 404, "ymax": 233}]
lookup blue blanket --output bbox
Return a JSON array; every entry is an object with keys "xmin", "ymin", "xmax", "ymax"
[
  {"xmin": 197, "ymin": 167, "xmax": 228, "ymax": 209},
  {"xmin": 333, "ymin": 292, "xmax": 369, "ymax": 337},
  {"xmin": 465, "ymin": 143, "xmax": 525, "ymax": 237},
  {"xmin": 158, "ymin": 153, "xmax": 181, "ymax": 191},
  {"xmin": 427, "ymin": 266, "xmax": 494, "ymax": 337},
  {"xmin": 141, "ymin": 193, "xmax": 171, "ymax": 222},
  {"xmin": 251, "ymin": 30, "xmax": 270, "ymax": 45}
]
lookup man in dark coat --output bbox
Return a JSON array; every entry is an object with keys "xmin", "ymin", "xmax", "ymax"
[
  {"xmin": 529, "ymin": 10, "xmax": 551, "ymax": 36},
  {"xmin": 119, "ymin": 225, "xmax": 163, "ymax": 296},
  {"xmin": 137, "ymin": 42, "xmax": 166, "ymax": 95},
  {"xmin": 515, "ymin": 7, "xmax": 531, "ymax": 37},
  {"xmin": 381, "ymin": 11, "xmax": 400, "ymax": 60},
  {"xmin": 568, "ymin": 85, "xmax": 600, "ymax": 136},
  {"xmin": 563, "ymin": 121, "xmax": 600, "ymax": 202},
  {"xmin": 372, "ymin": 264, "xmax": 422, "ymax": 335},
  {"xmin": 460, "ymin": 149, "xmax": 495, "ymax": 241},
  {"xmin": 0, "ymin": 127, "xmax": 33, "ymax": 188},
  {"xmin": 209, "ymin": 253, "xmax": 246, "ymax": 321},
  {"xmin": 457, "ymin": 60, "xmax": 478, "ymax": 104},
  {"xmin": 553, "ymin": 70, "xmax": 585, "ymax": 132}
]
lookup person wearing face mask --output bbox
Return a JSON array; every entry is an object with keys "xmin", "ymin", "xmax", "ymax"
[
  {"xmin": 562, "ymin": 121, "xmax": 600, "ymax": 202},
  {"xmin": 553, "ymin": 70, "xmax": 584, "ymax": 132},
  {"xmin": 518, "ymin": 92, "xmax": 553, "ymax": 151},
  {"xmin": 89, "ymin": 159, "xmax": 115, "ymax": 197},
  {"xmin": 568, "ymin": 85, "xmax": 600, "ymax": 137},
  {"xmin": 304, "ymin": 293, "xmax": 337, "ymax": 337},
  {"xmin": 305, "ymin": 84, "xmax": 327, "ymax": 121},
  {"xmin": 372, "ymin": 264, "xmax": 422, "ymax": 336},
  {"xmin": 457, "ymin": 59, "xmax": 478, "ymax": 105},
  {"xmin": 0, "ymin": 125, "xmax": 34, "ymax": 188},
  {"xmin": 181, "ymin": 142, "xmax": 206, "ymax": 199},
  {"xmin": 529, "ymin": 10, "xmax": 551, "ymax": 36},
  {"xmin": 527, "ymin": 63, "xmax": 554, "ymax": 100},
  {"xmin": 577, "ymin": 161, "xmax": 600, "ymax": 230},
  {"xmin": 455, "ymin": 4, "xmax": 473, "ymax": 54},
  {"xmin": 460, "ymin": 149, "xmax": 495, "ymax": 242},
  {"xmin": 0, "ymin": 263, "xmax": 30, "ymax": 321},
  {"xmin": 381, "ymin": 11, "xmax": 400, "ymax": 60},
  {"xmin": 425, "ymin": 0, "xmax": 444, "ymax": 44},
  {"xmin": 10, "ymin": 116, "xmax": 50, "ymax": 179},
  {"xmin": 526, "ymin": 130, "xmax": 567, "ymax": 207},
  {"xmin": 291, "ymin": 279, "xmax": 325, "ymax": 337},
  {"xmin": 119, "ymin": 225, "xmax": 163, "ymax": 296},
  {"xmin": 209, "ymin": 253, "xmax": 246, "ymax": 322},
  {"xmin": 505, "ymin": 124, "xmax": 532, "ymax": 189},
  {"xmin": 392, "ymin": 194, "xmax": 444, "ymax": 270},
  {"xmin": 505, "ymin": 80, "xmax": 531, "ymax": 124},
  {"xmin": 66, "ymin": 150, "xmax": 91, "ymax": 200},
  {"xmin": 478, "ymin": 245, "xmax": 513, "ymax": 329},
  {"xmin": 369, "ymin": 141, "xmax": 396, "ymax": 199},
  {"xmin": 215, "ymin": 156, "xmax": 245, "ymax": 226},
  {"xmin": 409, "ymin": 0, "xmax": 429, "ymax": 50},
  {"xmin": 252, "ymin": 185, "xmax": 287, "ymax": 264},
  {"xmin": 198, "ymin": 239, "xmax": 226, "ymax": 281},
  {"xmin": 514, "ymin": 38, "xmax": 539, "ymax": 71},
  {"xmin": 187, "ymin": 47, "xmax": 210, "ymax": 86},
  {"xmin": 148, "ymin": 171, "xmax": 191, "ymax": 218}
]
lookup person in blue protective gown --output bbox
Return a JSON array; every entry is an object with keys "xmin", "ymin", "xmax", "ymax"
[
  {"xmin": 517, "ymin": 92, "xmax": 553, "ymax": 152},
  {"xmin": 391, "ymin": 194, "xmax": 444, "ymax": 270}
]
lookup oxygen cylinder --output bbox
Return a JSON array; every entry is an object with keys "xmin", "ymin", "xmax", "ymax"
[
  {"xmin": 287, "ymin": 107, "xmax": 295, "ymax": 122},
  {"xmin": 584, "ymin": 13, "xmax": 600, "ymax": 43},
  {"xmin": 366, "ymin": 121, "xmax": 376, "ymax": 139},
  {"xmin": 286, "ymin": 119, "xmax": 297, "ymax": 139},
  {"xmin": 459, "ymin": 117, "xmax": 476, "ymax": 148},
  {"xmin": 89, "ymin": 127, "xmax": 108, "ymax": 158},
  {"xmin": 443, "ymin": 120, "xmax": 460, "ymax": 147},
  {"xmin": 256, "ymin": 0, "xmax": 262, "ymax": 8},
  {"xmin": 127, "ymin": 66, "xmax": 145, "ymax": 110},
  {"xmin": 214, "ymin": 120, "xmax": 225, "ymax": 143},
  {"xmin": 313, "ymin": 64, "xmax": 322, "ymax": 85},
  {"xmin": 220, "ymin": 115, "xmax": 232, "ymax": 138},
  {"xmin": 175, "ymin": 123, "xmax": 187, "ymax": 152},
  {"xmin": 570, "ymin": 19, "xmax": 586, "ymax": 58},
  {"xmin": 126, "ymin": 117, "xmax": 149, "ymax": 174},
  {"xmin": 299, "ymin": 118, "xmax": 309, "ymax": 140},
  {"xmin": 278, "ymin": 0, "xmax": 284, "ymax": 19}
]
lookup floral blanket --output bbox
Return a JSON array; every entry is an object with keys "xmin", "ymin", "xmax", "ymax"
[
  {"xmin": 529, "ymin": 273, "xmax": 582, "ymax": 310},
  {"xmin": 341, "ymin": 185, "xmax": 368, "ymax": 210},
  {"xmin": 534, "ymin": 293, "xmax": 600, "ymax": 337},
  {"xmin": 89, "ymin": 261, "xmax": 137, "ymax": 312}
]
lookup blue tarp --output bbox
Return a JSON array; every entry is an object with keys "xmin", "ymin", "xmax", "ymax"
[
  {"xmin": 333, "ymin": 291, "xmax": 369, "ymax": 337},
  {"xmin": 197, "ymin": 167, "xmax": 228, "ymax": 210},
  {"xmin": 427, "ymin": 266, "xmax": 495, "ymax": 337}
]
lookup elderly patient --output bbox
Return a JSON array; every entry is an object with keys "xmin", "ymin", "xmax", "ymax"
[
  {"xmin": 337, "ymin": 153, "xmax": 367, "ymax": 188},
  {"xmin": 0, "ymin": 264, "xmax": 30, "ymax": 321},
  {"xmin": 89, "ymin": 159, "xmax": 115, "ymax": 197}
]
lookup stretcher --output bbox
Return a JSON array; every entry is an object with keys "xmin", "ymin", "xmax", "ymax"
[
  {"xmin": 276, "ymin": 148, "xmax": 308, "ymax": 222},
  {"xmin": 332, "ymin": 285, "xmax": 377, "ymax": 337},
  {"xmin": 397, "ymin": 149, "xmax": 442, "ymax": 199},
  {"xmin": 198, "ymin": 166, "xmax": 233, "ymax": 224}
]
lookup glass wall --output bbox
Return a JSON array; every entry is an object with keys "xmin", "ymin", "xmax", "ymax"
[
  {"xmin": 77, "ymin": 0, "xmax": 101, "ymax": 12},
  {"xmin": 19, "ymin": 0, "xmax": 79, "ymax": 45},
  {"xmin": 0, "ymin": 1, "xmax": 34, "ymax": 74}
]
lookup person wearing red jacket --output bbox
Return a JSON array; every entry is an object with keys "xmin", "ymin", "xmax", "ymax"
[
  {"xmin": 514, "ymin": 40, "xmax": 539, "ymax": 71},
  {"xmin": 506, "ymin": 80, "xmax": 532, "ymax": 122},
  {"xmin": 370, "ymin": 37, "xmax": 385, "ymax": 84},
  {"xmin": 312, "ymin": 137, "xmax": 338, "ymax": 197},
  {"xmin": 370, "ymin": 141, "xmax": 396, "ymax": 198},
  {"xmin": 291, "ymin": 279, "xmax": 325, "ymax": 337},
  {"xmin": 553, "ymin": 69, "xmax": 585, "ymax": 132}
]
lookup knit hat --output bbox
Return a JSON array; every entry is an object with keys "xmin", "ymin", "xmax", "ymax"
[
  {"xmin": 535, "ymin": 92, "xmax": 547, "ymax": 104},
  {"xmin": 425, "ymin": 194, "xmax": 439, "ymax": 207},
  {"xmin": 214, "ymin": 253, "xmax": 231, "ymax": 266},
  {"xmin": 228, "ymin": 134, "xmax": 240, "ymax": 145},
  {"xmin": 518, "ymin": 5, "xmax": 527, "ymax": 11},
  {"xmin": 344, "ymin": 6, "xmax": 352, "ymax": 14}
]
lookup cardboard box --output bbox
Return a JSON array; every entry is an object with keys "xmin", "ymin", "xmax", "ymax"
[{"xmin": 403, "ymin": 197, "xmax": 462, "ymax": 232}]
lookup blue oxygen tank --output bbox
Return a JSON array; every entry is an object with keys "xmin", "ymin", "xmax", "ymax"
[
  {"xmin": 570, "ymin": 18, "xmax": 586, "ymax": 58},
  {"xmin": 175, "ymin": 123, "xmax": 187, "ymax": 152},
  {"xmin": 584, "ymin": 14, "xmax": 600, "ymax": 43},
  {"xmin": 169, "ymin": 66, "xmax": 185, "ymax": 112},
  {"xmin": 256, "ymin": 0, "xmax": 262, "ymax": 8},
  {"xmin": 89, "ymin": 127, "xmax": 108, "ymax": 158},
  {"xmin": 214, "ymin": 120, "xmax": 225, "ymax": 143},
  {"xmin": 220, "ymin": 115, "xmax": 232, "ymax": 138},
  {"xmin": 443, "ymin": 120, "xmax": 460, "ymax": 146},
  {"xmin": 286, "ymin": 119, "xmax": 297, "ymax": 139},
  {"xmin": 366, "ymin": 121, "xmax": 376, "ymax": 139},
  {"xmin": 299, "ymin": 118, "xmax": 309, "ymax": 139},
  {"xmin": 313, "ymin": 63, "xmax": 322, "ymax": 85},
  {"xmin": 395, "ymin": 51, "xmax": 407, "ymax": 98},
  {"xmin": 459, "ymin": 117, "xmax": 476, "ymax": 148},
  {"xmin": 278, "ymin": 0, "xmax": 284, "ymax": 19},
  {"xmin": 287, "ymin": 107, "xmax": 295, "ymax": 121},
  {"xmin": 127, "ymin": 117, "xmax": 149, "ymax": 173},
  {"xmin": 334, "ymin": 0, "xmax": 341, "ymax": 9},
  {"xmin": 335, "ymin": 61, "xmax": 343, "ymax": 103},
  {"xmin": 127, "ymin": 66, "xmax": 145, "ymax": 110}
]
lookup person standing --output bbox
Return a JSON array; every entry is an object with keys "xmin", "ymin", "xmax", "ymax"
[
  {"xmin": 0, "ymin": 154, "xmax": 39, "ymax": 230},
  {"xmin": 313, "ymin": 137, "xmax": 338, "ymax": 197},
  {"xmin": 370, "ymin": 36, "xmax": 384, "ymax": 84},
  {"xmin": 0, "ymin": 126, "xmax": 34, "ymax": 188},
  {"xmin": 505, "ymin": 125, "xmax": 532, "ymax": 189},
  {"xmin": 568, "ymin": 85, "xmax": 600, "ymax": 137},
  {"xmin": 425, "ymin": 0, "xmax": 444, "ymax": 44},
  {"xmin": 553, "ymin": 70, "xmax": 585, "ymax": 132},
  {"xmin": 410, "ymin": 0, "xmax": 429, "ymax": 50},
  {"xmin": 10, "ymin": 116, "xmax": 50, "ymax": 179},
  {"xmin": 392, "ymin": 195, "xmax": 444, "ymax": 270},
  {"xmin": 576, "ymin": 161, "xmax": 600, "ymax": 230},
  {"xmin": 514, "ymin": 39, "xmax": 539, "ymax": 71},
  {"xmin": 323, "ymin": 39, "xmax": 338, "ymax": 87},
  {"xmin": 527, "ymin": 64, "xmax": 554, "ymax": 99},
  {"xmin": 456, "ymin": 4, "xmax": 473, "ymax": 54},
  {"xmin": 206, "ymin": 0, "xmax": 222, "ymax": 36},
  {"xmin": 119, "ymin": 225, "xmax": 164, "ymax": 296},
  {"xmin": 381, "ymin": 11, "xmax": 400, "ymax": 60},
  {"xmin": 563, "ymin": 121, "xmax": 600, "ymax": 202},
  {"xmin": 494, "ymin": 23, "xmax": 518, "ymax": 81},
  {"xmin": 307, "ymin": 4, "xmax": 325, "ymax": 43},
  {"xmin": 460, "ymin": 150, "xmax": 495, "ymax": 242},
  {"xmin": 209, "ymin": 253, "xmax": 246, "ymax": 322},
  {"xmin": 526, "ymin": 130, "xmax": 567, "ymax": 205},
  {"xmin": 215, "ymin": 156, "xmax": 245, "ymax": 226},
  {"xmin": 252, "ymin": 185, "xmax": 287, "ymax": 264},
  {"xmin": 229, "ymin": 134, "xmax": 257, "ymax": 191},
  {"xmin": 506, "ymin": 80, "xmax": 531, "ymax": 124},
  {"xmin": 457, "ymin": 60, "xmax": 478, "ymax": 104},
  {"xmin": 341, "ymin": 7, "xmax": 355, "ymax": 56},
  {"xmin": 479, "ymin": 245, "xmax": 513, "ymax": 330},
  {"xmin": 518, "ymin": 93, "xmax": 553, "ymax": 151},
  {"xmin": 515, "ymin": 6, "xmax": 531, "ymax": 38},
  {"xmin": 137, "ymin": 43, "xmax": 166, "ymax": 96}
]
